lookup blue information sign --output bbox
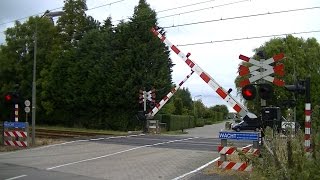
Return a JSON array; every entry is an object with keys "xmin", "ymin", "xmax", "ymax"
[
  {"xmin": 3, "ymin": 122, "xmax": 27, "ymax": 129},
  {"xmin": 219, "ymin": 131, "xmax": 259, "ymax": 141}
]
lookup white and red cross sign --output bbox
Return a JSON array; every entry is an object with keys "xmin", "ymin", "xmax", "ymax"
[{"xmin": 238, "ymin": 53, "xmax": 285, "ymax": 87}]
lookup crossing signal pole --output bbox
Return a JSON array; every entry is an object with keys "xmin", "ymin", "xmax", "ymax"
[
  {"xmin": 139, "ymin": 89, "xmax": 147, "ymax": 112},
  {"xmin": 285, "ymin": 77, "xmax": 311, "ymax": 152},
  {"xmin": 139, "ymin": 88, "xmax": 157, "ymax": 113},
  {"xmin": 4, "ymin": 92, "xmax": 20, "ymax": 121}
]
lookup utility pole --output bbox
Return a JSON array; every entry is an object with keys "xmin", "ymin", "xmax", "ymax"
[
  {"xmin": 32, "ymin": 10, "xmax": 64, "ymax": 146},
  {"xmin": 143, "ymin": 90, "xmax": 147, "ymax": 112}
]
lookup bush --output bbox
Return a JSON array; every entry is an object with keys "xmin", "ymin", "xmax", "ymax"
[
  {"xmin": 196, "ymin": 118, "xmax": 205, "ymax": 127},
  {"xmin": 245, "ymin": 127, "xmax": 320, "ymax": 179},
  {"xmin": 204, "ymin": 118, "xmax": 213, "ymax": 125},
  {"xmin": 159, "ymin": 114, "xmax": 195, "ymax": 131}
]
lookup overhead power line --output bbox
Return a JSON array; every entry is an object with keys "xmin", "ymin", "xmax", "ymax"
[
  {"xmin": 157, "ymin": 0, "xmax": 216, "ymax": 13},
  {"xmin": 163, "ymin": 6, "xmax": 320, "ymax": 28},
  {"xmin": 0, "ymin": 0, "xmax": 126, "ymax": 27},
  {"xmin": 0, "ymin": 0, "xmax": 220, "ymax": 28},
  {"xmin": 86, "ymin": 0, "xmax": 125, "ymax": 11},
  {"xmin": 176, "ymin": 30, "xmax": 320, "ymax": 46},
  {"xmin": 158, "ymin": 0, "xmax": 249, "ymax": 20},
  {"xmin": 103, "ymin": 0, "xmax": 249, "ymax": 24},
  {"xmin": 0, "ymin": 0, "xmax": 248, "ymax": 34}
]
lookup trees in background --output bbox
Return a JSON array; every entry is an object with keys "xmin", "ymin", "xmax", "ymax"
[
  {"xmin": 0, "ymin": 0, "xmax": 173, "ymax": 130},
  {"xmin": 158, "ymin": 88, "xmax": 229, "ymax": 121}
]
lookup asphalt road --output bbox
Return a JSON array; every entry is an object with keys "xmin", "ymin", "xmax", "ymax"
[{"xmin": 0, "ymin": 121, "xmax": 251, "ymax": 180}]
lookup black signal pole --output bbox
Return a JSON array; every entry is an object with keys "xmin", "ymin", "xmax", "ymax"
[{"xmin": 257, "ymin": 51, "xmax": 267, "ymax": 107}]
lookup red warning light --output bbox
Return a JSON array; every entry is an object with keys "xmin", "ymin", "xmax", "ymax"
[{"xmin": 241, "ymin": 84, "xmax": 256, "ymax": 100}]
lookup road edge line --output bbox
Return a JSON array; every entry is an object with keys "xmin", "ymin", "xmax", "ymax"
[{"xmin": 4, "ymin": 174, "xmax": 27, "ymax": 180}]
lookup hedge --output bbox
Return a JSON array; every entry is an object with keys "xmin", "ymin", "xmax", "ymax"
[
  {"xmin": 155, "ymin": 114, "xmax": 195, "ymax": 131},
  {"xmin": 154, "ymin": 112, "xmax": 225, "ymax": 131}
]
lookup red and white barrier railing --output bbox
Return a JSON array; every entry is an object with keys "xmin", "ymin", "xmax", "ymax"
[
  {"xmin": 217, "ymin": 161, "xmax": 252, "ymax": 171},
  {"xmin": 151, "ymin": 27, "xmax": 257, "ymax": 120},
  {"xmin": 3, "ymin": 122, "xmax": 29, "ymax": 148},
  {"xmin": 218, "ymin": 145, "xmax": 259, "ymax": 156},
  {"xmin": 148, "ymin": 70, "xmax": 194, "ymax": 117}
]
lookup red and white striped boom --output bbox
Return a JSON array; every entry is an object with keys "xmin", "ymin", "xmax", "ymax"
[
  {"xmin": 148, "ymin": 70, "xmax": 194, "ymax": 117},
  {"xmin": 151, "ymin": 27, "xmax": 257, "ymax": 120}
]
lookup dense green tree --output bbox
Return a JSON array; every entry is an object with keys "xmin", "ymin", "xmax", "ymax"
[
  {"xmin": 194, "ymin": 100, "xmax": 206, "ymax": 118},
  {"xmin": 174, "ymin": 88, "xmax": 193, "ymax": 110},
  {"xmin": 57, "ymin": 0, "xmax": 99, "ymax": 47},
  {"xmin": 157, "ymin": 88, "xmax": 193, "ymax": 115},
  {"xmin": 208, "ymin": 105, "xmax": 229, "ymax": 119},
  {"xmin": 173, "ymin": 98, "xmax": 183, "ymax": 115},
  {"xmin": 41, "ymin": 0, "xmax": 100, "ymax": 124},
  {"xmin": 127, "ymin": 0, "xmax": 173, "ymax": 96},
  {"xmin": 0, "ymin": 0, "xmax": 173, "ymax": 131},
  {"xmin": 42, "ymin": 0, "xmax": 172, "ymax": 129},
  {"xmin": 0, "ymin": 16, "xmax": 59, "ymax": 121}
]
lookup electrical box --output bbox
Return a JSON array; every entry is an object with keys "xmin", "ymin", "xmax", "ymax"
[{"xmin": 261, "ymin": 107, "xmax": 281, "ymax": 131}]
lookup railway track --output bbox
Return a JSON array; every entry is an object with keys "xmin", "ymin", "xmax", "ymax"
[
  {"xmin": 35, "ymin": 128, "xmax": 115, "ymax": 139},
  {"xmin": 0, "ymin": 124, "xmax": 129, "ymax": 139}
]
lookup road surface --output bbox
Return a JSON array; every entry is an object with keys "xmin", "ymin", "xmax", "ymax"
[{"xmin": 0, "ymin": 121, "xmax": 250, "ymax": 180}]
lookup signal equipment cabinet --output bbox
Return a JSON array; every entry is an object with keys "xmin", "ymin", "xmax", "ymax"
[{"xmin": 261, "ymin": 107, "xmax": 282, "ymax": 132}]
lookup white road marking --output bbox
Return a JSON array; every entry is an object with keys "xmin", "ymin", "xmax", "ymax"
[
  {"xmin": 46, "ymin": 137, "xmax": 198, "ymax": 170},
  {"xmin": 4, "ymin": 175, "xmax": 27, "ymax": 180},
  {"xmin": 38, "ymin": 134, "xmax": 145, "ymax": 149},
  {"xmin": 172, "ymin": 144, "xmax": 253, "ymax": 180},
  {"xmin": 90, "ymin": 138, "xmax": 105, "ymax": 141},
  {"xmin": 172, "ymin": 157, "xmax": 220, "ymax": 180},
  {"xmin": 0, "ymin": 134, "xmax": 145, "ymax": 156}
]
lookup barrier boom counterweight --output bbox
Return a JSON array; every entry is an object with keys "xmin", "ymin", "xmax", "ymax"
[
  {"xmin": 151, "ymin": 27, "xmax": 257, "ymax": 120},
  {"xmin": 148, "ymin": 70, "xmax": 194, "ymax": 117}
]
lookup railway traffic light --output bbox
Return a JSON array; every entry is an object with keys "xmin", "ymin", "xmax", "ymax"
[
  {"xmin": 284, "ymin": 80, "xmax": 306, "ymax": 94},
  {"xmin": 5, "ymin": 93, "xmax": 12, "ymax": 102},
  {"xmin": 4, "ymin": 92, "xmax": 20, "ymax": 104},
  {"xmin": 241, "ymin": 84, "xmax": 256, "ymax": 100},
  {"xmin": 258, "ymin": 84, "xmax": 273, "ymax": 100},
  {"xmin": 241, "ymin": 83, "xmax": 274, "ymax": 100}
]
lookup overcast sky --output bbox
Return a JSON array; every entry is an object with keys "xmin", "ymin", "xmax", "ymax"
[{"xmin": 1, "ymin": 0, "xmax": 320, "ymax": 111}]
